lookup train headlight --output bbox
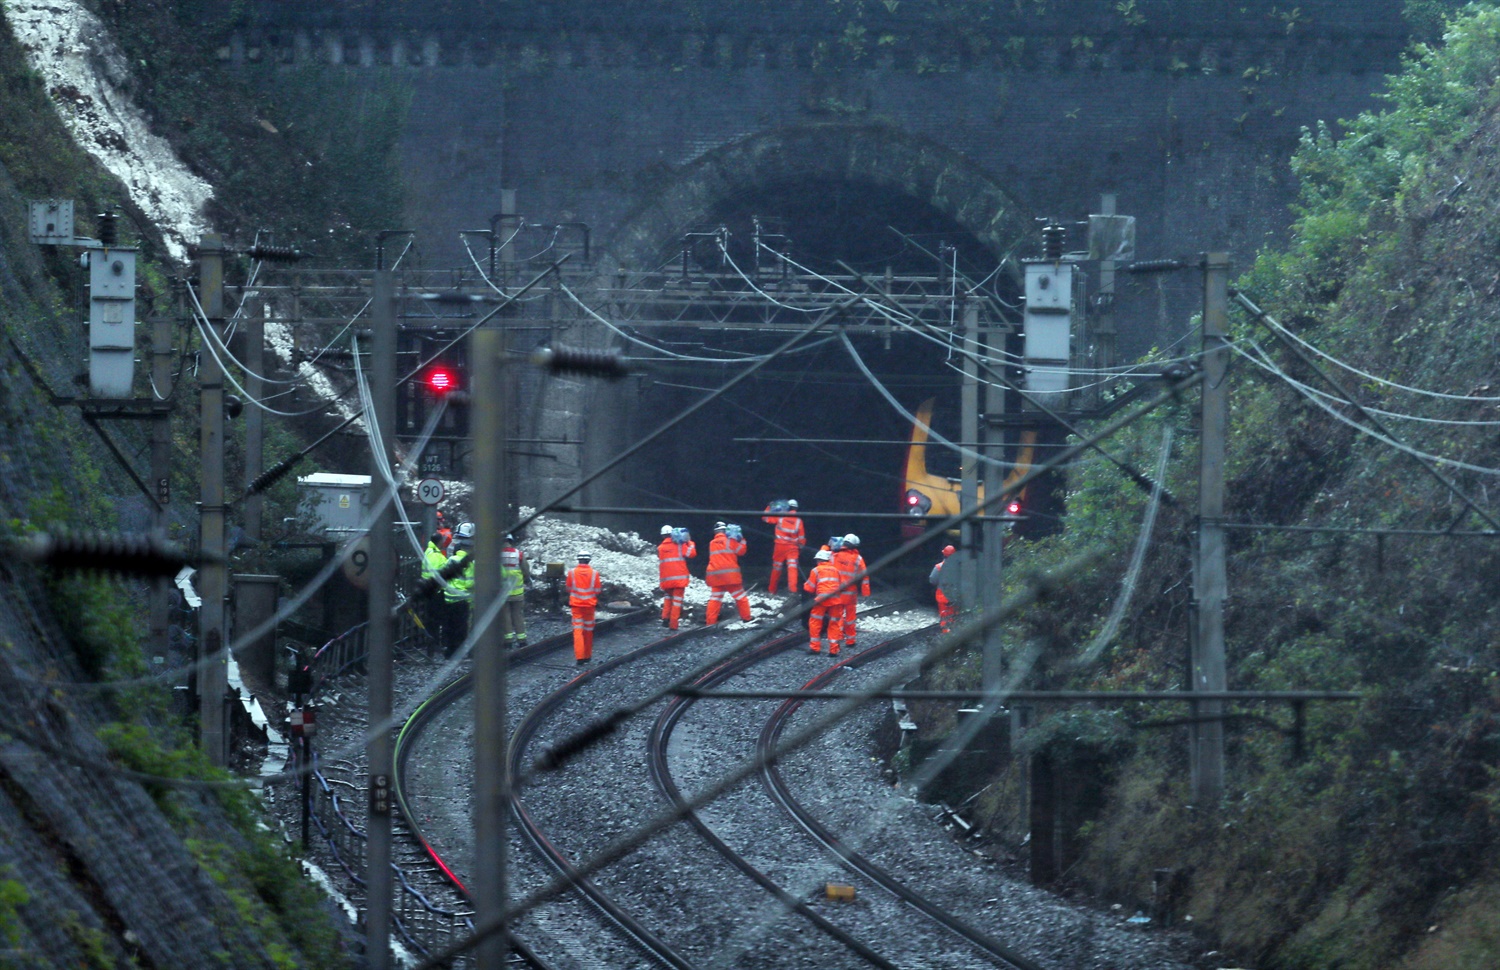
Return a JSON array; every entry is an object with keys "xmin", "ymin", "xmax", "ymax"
[{"xmin": 904, "ymin": 489, "xmax": 932, "ymax": 516}]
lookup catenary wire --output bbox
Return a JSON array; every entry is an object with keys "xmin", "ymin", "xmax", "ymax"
[
  {"xmin": 411, "ymin": 373, "xmax": 1202, "ymax": 968},
  {"xmin": 1255, "ymin": 304, "xmax": 1500, "ymax": 402},
  {"xmin": 1076, "ymin": 424, "xmax": 1174, "ymax": 666},
  {"xmin": 1236, "ymin": 340, "xmax": 1500, "ymax": 477}
]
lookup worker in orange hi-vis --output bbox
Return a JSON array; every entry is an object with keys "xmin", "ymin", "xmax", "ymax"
[
  {"xmin": 803, "ymin": 548, "xmax": 844, "ymax": 654},
  {"xmin": 930, "ymin": 544, "xmax": 957, "ymax": 634},
  {"xmin": 657, "ymin": 525, "xmax": 696, "ymax": 630},
  {"xmin": 832, "ymin": 533, "xmax": 871, "ymax": 650},
  {"xmin": 704, "ymin": 522, "xmax": 753, "ymax": 626},
  {"xmin": 565, "ymin": 552, "xmax": 602, "ymax": 665},
  {"xmin": 761, "ymin": 499, "xmax": 806, "ymax": 595}
]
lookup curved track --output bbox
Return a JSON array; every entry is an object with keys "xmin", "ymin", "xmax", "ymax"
[
  {"xmin": 757, "ymin": 635, "xmax": 1046, "ymax": 970},
  {"xmin": 506, "ymin": 627, "xmax": 715, "ymax": 970},
  {"xmin": 391, "ymin": 609, "xmax": 652, "ymax": 969},
  {"xmin": 647, "ymin": 630, "xmax": 900, "ymax": 970}
]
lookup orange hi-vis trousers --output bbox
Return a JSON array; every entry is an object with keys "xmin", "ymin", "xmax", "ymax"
[
  {"xmin": 705, "ymin": 584, "xmax": 751, "ymax": 625},
  {"xmin": 838, "ymin": 597, "xmax": 859, "ymax": 648},
  {"xmin": 809, "ymin": 604, "xmax": 843, "ymax": 653},
  {"xmin": 767, "ymin": 542, "xmax": 800, "ymax": 594},
  {"xmin": 571, "ymin": 604, "xmax": 596, "ymax": 660},
  {"xmin": 661, "ymin": 587, "xmax": 685, "ymax": 629},
  {"xmin": 935, "ymin": 590, "xmax": 956, "ymax": 633}
]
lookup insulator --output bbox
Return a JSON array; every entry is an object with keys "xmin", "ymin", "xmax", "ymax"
[
  {"xmin": 1123, "ymin": 258, "xmax": 1188, "ymax": 274},
  {"xmin": 244, "ymin": 244, "xmax": 304, "ymax": 263},
  {"xmin": 1041, "ymin": 223, "xmax": 1066, "ymax": 261},
  {"xmin": 247, "ymin": 454, "xmax": 303, "ymax": 496},
  {"xmin": 14, "ymin": 531, "xmax": 196, "ymax": 578},
  {"xmin": 531, "ymin": 345, "xmax": 629, "ymax": 381},
  {"xmin": 97, "ymin": 211, "xmax": 118, "ymax": 247}
]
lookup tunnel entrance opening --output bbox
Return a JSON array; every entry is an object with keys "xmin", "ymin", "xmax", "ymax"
[{"xmin": 614, "ymin": 177, "xmax": 1032, "ymax": 585}]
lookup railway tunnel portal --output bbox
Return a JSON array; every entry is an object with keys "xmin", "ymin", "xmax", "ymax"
[{"xmin": 215, "ymin": 0, "xmax": 1414, "ymax": 539}]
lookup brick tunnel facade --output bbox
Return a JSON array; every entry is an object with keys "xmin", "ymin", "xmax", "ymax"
[{"xmin": 217, "ymin": 0, "xmax": 1412, "ymax": 526}]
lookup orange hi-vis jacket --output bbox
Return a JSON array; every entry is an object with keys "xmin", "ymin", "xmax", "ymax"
[
  {"xmin": 762, "ymin": 510, "xmax": 806, "ymax": 549},
  {"xmin": 803, "ymin": 561, "xmax": 843, "ymax": 604},
  {"xmin": 566, "ymin": 564, "xmax": 601, "ymax": 607},
  {"xmin": 657, "ymin": 537, "xmax": 695, "ymax": 589},
  {"xmin": 706, "ymin": 533, "xmax": 747, "ymax": 587},
  {"xmin": 832, "ymin": 548, "xmax": 871, "ymax": 602}
]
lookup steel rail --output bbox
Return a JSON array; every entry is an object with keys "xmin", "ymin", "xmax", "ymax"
[
  {"xmin": 648, "ymin": 630, "xmax": 902, "ymax": 970},
  {"xmin": 390, "ymin": 608, "xmax": 653, "ymax": 970},
  {"xmin": 759, "ymin": 633, "xmax": 1047, "ymax": 970},
  {"xmin": 505, "ymin": 620, "xmax": 734, "ymax": 970}
]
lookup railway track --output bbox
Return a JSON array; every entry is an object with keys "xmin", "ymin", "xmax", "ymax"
[
  {"xmin": 649, "ymin": 619, "xmax": 1041, "ymax": 969},
  {"xmin": 391, "ymin": 608, "xmax": 655, "ymax": 969},
  {"xmin": 756, "ymin": 636, "xmax": 1046, "ymax": 970},
  {"xmin": 393, "ymin": 597, "xmax": 1001, "ymax": 969}
]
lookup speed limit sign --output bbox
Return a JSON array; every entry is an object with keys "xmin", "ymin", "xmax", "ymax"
[{"xmin": 416, "ymin": 478, "xmax": 445, "ymax": 506}]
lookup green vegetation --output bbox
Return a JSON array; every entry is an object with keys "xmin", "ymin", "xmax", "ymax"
[
  {"xmin": 0, "ymin": 3, "xmax": 374, "ymax": 963},
  {"xmin": 909, "ymin": 4, "xmax": 1500, "ymax": 967},
  {"xmin": 0, "ymin": 868, "xmax": 29, "ymax": 949},
  {"xmin": 100, "ymin": 724, "xmax": 352, "ymax": 968}
]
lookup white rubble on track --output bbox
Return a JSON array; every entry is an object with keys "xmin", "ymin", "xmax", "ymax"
[
  {"xmin": 856, "ymin": 608, "xmax": 939, "ymax": 634},
  {"xmin": 8, "ymin": 1, "xmax": 213, "ymax": 261},
  {"xmin": 515, "ymin": 508, "xmax": 783, "ymax": 616}
]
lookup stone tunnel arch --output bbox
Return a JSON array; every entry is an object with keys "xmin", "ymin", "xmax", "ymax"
[
  {"xmin": 534, "ymin": 124, "xmax": 1034, "ymax": 530},
  {"xmin": 601, "ymin": 123, "xmax": 1033, "ymax": 270}
]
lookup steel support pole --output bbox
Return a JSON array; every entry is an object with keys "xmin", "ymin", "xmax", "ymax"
[
  {"xmin": 243, "ymin": 300, "xmax": 265, "ymax": 543},
  {"xmin": 976, "ymin": 307, "xmax": 1005, "ymax": 695},
  {"xmin": 197, "ymin": 234, "xmax": 228, "ymax": 766},
  {"xmin": 150, "ymin": 316, "xmax": 173, "ymax": 662},
  {"xmin": 471, "ymin": 326, "xmax": 510, "ymax": 967},
  {"xmin": 364, "ymin": 270, "xmax": 397, "ymax": 970},
  {"xmin": 959, "ymin": 304, "xmax": 980, "ymax": 611},
  {"xmin": 1192, "ymin": 253, "xmax": 1231, "ymax": 805}
]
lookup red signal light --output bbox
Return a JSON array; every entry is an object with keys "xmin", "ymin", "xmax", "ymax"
[
  {"xmin": 424, "ymin": 366, "xmax": 458, "ymax": 395},
  {"xmin": 1006, "ymin": 501, "xmax": 1022, "ymax": 516}
]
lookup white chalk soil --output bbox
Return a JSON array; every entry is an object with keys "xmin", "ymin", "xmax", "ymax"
[
  {"xmin": 515, "ymin": 509, "xmax": 941, "ymax": 632},
  {"xmin": 8, "ymin": 1, "xmax": 212, "ymax": 261}
]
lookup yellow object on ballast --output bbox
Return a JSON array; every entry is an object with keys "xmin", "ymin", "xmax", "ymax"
[{"xmin": 825, "ymin": 884, "xmax": 857, "ymax": 902}]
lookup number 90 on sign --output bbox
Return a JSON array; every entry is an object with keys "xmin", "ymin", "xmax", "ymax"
[{"xmin": 417, "ymin": 478, "xmax": 445, "ymax": 506}]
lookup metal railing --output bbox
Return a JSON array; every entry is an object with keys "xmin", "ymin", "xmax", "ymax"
[{"xmin": 298, "ymin": 746, "xmax": 478, "ymax": 967}]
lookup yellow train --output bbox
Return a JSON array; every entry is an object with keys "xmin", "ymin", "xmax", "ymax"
[{"xmin": 901, "ymin": 398, "xmax": 1034, "ymax": 538}]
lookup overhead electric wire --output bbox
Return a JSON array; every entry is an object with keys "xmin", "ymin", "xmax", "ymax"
[
  {"xmin": 303, "ymin": 239, "xmax": 416, "ymax": 369},
  {"xmin": 190, "ymin": 300, "xmax": 338, "ymax": 418},
  {"xmin": 413, "ymin": 368, "xmax": 1205, "ymax": 970},
  {"xmin": 842, "ymin": 263, "xmax": 1179, "ymax": 504},
  {"xmin": 504, "ymin": 293, "xmax": 863, "ymax": 545},
  {"xmin": 1234, "ymin": 344, "xmax": 1500, "ymax": 427},
  {"xmin": 717, "ymin": 239, "xmax": 838, "ymax": 313},
  {"xmin": 557, "ymin": 279, "xmax": 839, "ymax": 364},
  {"xmin": 1076, "ymin": 425, "xmax": 1174, "ymax": 667},
  {"xmin": 1235, "ymin": 290, "xmax": 1500, "ymax": 533},
  {"xmin": 1236, "ymin": 340, "xmax": 1500, "ymax": 478},
  {"xmin": 841, "ymin": 331, "xmax": 1029, "ymax": 472},
  {"xmin": 1256, "ymin": 304, "xmax": 1500, "ymax": 402}
]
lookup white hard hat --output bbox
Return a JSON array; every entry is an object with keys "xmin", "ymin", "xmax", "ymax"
[
  {"xmin": 661, "ymin": 524, "xmax": 673, "ymax": 536},
  {"xmin": 788, "ymin": 499, "xmax": 798, "ymax": 508},
  {"xmin": 814, "ymin": 548, "xmax": 830, "ymax": 561},
  {"xmin": 456, "ymin": 522, "xmax": 476, "ymax": 539},
  {"xmin": 576, "ymin": 551, "xmax": 592, "ymax": 562},
  {"xmin": 714, "ymin": 521, "xmax": 727, "ymax": 531},
  {"xmin": 842, "ymin": 533, "xmax": 860, "ymax": 546}
]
